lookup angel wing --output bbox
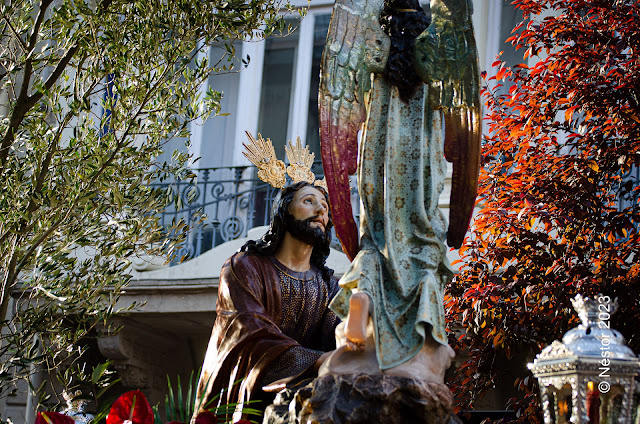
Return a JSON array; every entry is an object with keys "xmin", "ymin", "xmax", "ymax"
[
  {"xmin": 414, "ymin": 0, "xmax": 481, "ymax": 248},
  {"xmin": 319, "ymin": 0, "xmax": 389, "ymax": 260}
]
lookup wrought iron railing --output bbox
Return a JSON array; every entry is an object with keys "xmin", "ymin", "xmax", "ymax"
[
  {"xmin": 153, "ymin": 160, "xmax": 638, "ymax": 263},
  {"xmin": 153, "ymin": 163, "xmax": 358, "ymax": 263}
]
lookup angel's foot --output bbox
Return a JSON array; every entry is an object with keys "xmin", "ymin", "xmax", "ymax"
[{"xmin": 345, "ymin": 292, "xmax": 370, "ymax": 351}]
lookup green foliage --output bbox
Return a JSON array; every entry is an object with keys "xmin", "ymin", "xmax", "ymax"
[
  {"xmin": 447, "ymin": 0, "xmax": 640, "ymax": 421},
  {"xmin": 164, "ymin": 373, "xmax": 194, "ymax": 424},
  {"xmin": 0, "ymin": 0, "xmax": 293, "ymax": 410},
  {"xmin": 156, "ymin": 372, "xmax": 261, "ymax": 424}
]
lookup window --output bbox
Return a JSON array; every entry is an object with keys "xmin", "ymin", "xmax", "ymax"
[
  {"xmin": 305, "ymin": 13, "xmax": 331, "ymax": 158},
  {"xmin": 256, "ymin": 10, "xmax": 332, "ymax": 160},
  {"xmin": 257, "ymin": 20, "xmax": 300, "ymax": 159}
]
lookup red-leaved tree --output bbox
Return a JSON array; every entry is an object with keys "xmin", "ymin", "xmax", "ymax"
[{"xmin": 446, "ymin": 0, "xmax": 640, "ymax": 421}]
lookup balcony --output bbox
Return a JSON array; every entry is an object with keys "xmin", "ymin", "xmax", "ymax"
[{"xmin": 151, "ymin": 162, "xmax": 358, "ymax": 263}]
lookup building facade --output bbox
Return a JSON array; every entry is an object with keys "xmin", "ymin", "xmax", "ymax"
[{"xmin": 3, "ymin": 0, "xmax": 525, "ymax": 421}]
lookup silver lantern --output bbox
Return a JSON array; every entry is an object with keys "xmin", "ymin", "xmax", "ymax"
[
  {"xmin": 62, "ymin": 390, "xmax": 94, "ymax": 424},
  {"xmin": 528, "ymin": 294, "xmax": 639, "ymax": 424}
]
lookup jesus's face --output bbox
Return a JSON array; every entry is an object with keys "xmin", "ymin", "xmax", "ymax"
[
  {"xmin": 289, "ymin": 186, "xmax": 329, "ymax": 230},
  {"xmin": 285, "ymin": 186, "xmax": 330, "ymax": 246}
]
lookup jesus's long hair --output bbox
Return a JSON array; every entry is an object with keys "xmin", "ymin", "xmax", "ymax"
[{"xmin": 240, "ymin": 181, "xmax": 334, "ymax": 282}]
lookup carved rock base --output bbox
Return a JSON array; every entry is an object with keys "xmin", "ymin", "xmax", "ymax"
[{"xmin": 264, "ymin": 373, "xmax": 459, "ymax": 424}]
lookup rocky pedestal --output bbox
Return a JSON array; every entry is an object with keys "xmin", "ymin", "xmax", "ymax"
[
  {"xmin": 264, "ymin": 319, "xmax": 461, "ymax": 424},
  {"xmin": 264, "ymin": 373, "xmax": 457, "ymax": 424}
]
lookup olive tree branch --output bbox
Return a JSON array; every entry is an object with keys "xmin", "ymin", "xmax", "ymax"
[
  {"xmin": 0, "ymin": 0, "xmax": 113, "ymax": 167},
  {"xmin": 0, "ymin": 12, "xmax": 28, "ymax": 54}
]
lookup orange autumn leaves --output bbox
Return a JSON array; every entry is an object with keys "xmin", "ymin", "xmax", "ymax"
[{"xmin": 446, "ymin": 0, "xmax": 640, "ymax": 422}]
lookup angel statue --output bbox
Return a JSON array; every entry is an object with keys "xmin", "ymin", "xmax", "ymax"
[{"xmin": 319, "ymin": 0, "xmax": 481, "ymax": 381}]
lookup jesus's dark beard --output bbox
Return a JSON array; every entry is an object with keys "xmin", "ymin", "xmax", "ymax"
[{"xmin": 284, "ymin": 213, "xmax": 330, "ymax": 248}]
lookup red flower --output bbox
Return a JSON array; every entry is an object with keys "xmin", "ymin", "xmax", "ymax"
[
  {"xmin": 106, "ymin": 390, "xmax": 154, "ymax": 424},
  {"xmin": 235, "ymin": 421, "xmax": 251, "ymax": 424},
  {"xmin": 34, "ymin": 412, "xmax": 74, "ymax": 424},
  {"xmin": 165, "ymin": 422, "xmax": 184, "ymax": 424},
  {"xmin": 194, "ymin": 411, "xmax": 218, "ymax": 424}
]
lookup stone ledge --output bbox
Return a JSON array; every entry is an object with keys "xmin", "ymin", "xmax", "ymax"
[{"xmin": 116, "ymin": 278, "xmax": 218, "ymax": 314}]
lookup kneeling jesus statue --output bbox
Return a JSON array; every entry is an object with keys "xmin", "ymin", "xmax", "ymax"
[{"xmin": 194, "ymin": 182, "xmax": 340, "ymax": 421}]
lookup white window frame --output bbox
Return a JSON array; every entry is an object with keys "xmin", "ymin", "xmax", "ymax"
[{"xmin": 230, "ymin": 5, "xmax": 333, "ymax": 166}]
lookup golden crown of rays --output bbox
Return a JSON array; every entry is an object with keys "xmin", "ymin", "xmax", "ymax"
[{"xmin": 243, "ymin": 131, "xmax": 327, "ymax": 191}]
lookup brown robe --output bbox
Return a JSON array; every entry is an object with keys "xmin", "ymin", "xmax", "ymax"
[{"xmin": 194, "ymin": 252, "xmax": 340, "ymax": 419}]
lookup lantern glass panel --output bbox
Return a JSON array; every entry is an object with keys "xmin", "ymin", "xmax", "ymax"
[
  {"xmin": 600, "ymin": 388, "xmax": 624, "ymax": 423},
  {"xmin": 556, "ymin": 384, "xmax": 573, "ymax": 424}
]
